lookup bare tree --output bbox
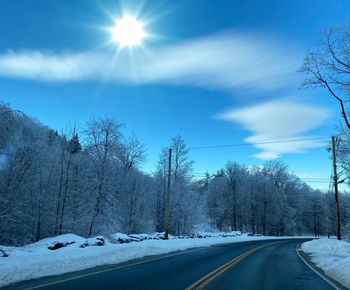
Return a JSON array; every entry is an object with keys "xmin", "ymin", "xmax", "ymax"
[
  {"xmin": 117, "ymin": 134, "xmax": 146, "ymax": 172},
  {"xmin": 2, "ymin": 102, "xmax": 350, "ymax": 245},
  {"xmin": 300, "ymin": 24, "xmax": 350, "ymax": 130},
  {"xmin": 84, "ymin": 118, "xmax": 122, "ymax": 236},
  {"xmin": 0, "ymin": 103, "xmax": 27, "ymax": 151}
]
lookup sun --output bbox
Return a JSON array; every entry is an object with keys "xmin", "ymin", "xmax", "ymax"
[{"xmin": 111, "ymin": 15, "xmax": 146, "ymax": 47}]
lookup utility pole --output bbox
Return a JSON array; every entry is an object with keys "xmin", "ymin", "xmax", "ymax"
[
  {"xmin": 325, "ymin": 192, "xmax": 330, "ymax": 238},
  {"xmin": 331, "ymin": 136, "xmax": 341, "ymax": 240},
  {"xmin": 164, "ymin": 148, "xmax": 172, "ymax": 240}
]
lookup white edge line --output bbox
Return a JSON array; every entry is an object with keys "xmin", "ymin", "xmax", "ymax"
[
  {"xmin": 20, "ymin": 239, "xmax": 279, "ymax": 290},
  {"xmin": 19, "ymin": 239, "xmax": 310, "ymax": 290},
  {"xmin": 23, "ymin": 248, "xmax": 203, "ymax": 290},
  {"xmin": 295, "ymin": 243, "xmax": 342, "ymax": 290}
]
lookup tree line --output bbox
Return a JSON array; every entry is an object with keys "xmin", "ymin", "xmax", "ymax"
[{"xmin": 0, "ymin": 103, "xmax": 349, "ymax": 246}]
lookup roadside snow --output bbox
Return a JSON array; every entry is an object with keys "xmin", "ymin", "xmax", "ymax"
[
  {"xmin": 0, "ymin": 233, "xmax": 306, "ymax": 288},
  {"xmin": 302, "ymin": 238, "xmax": 350, "ymax": 288}
]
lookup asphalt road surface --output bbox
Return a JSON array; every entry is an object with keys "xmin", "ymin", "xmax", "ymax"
[{"xmin": 4, "ymin": 239, "xmax": 342, "ymax": 290}]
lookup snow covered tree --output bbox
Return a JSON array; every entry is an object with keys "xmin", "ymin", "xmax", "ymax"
[{"xmin": 84, "ymin": 118, "xmax": 122, "ymax": 236}]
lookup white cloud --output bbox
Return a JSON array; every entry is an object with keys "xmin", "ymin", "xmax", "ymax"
[
  {"xmin": 217, "ymin": 99, "xmax": 330, "ymax": 159},
  {"xmin": 0, "ymin": 32, "xmax": 301, "ymax": 91},
  {"xmin": 253, "ymin": 151, "xmax": 281, "ymax": 160}
]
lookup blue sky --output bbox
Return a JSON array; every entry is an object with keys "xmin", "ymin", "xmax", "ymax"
[{"xmin": 0, "ymin": 0, "xmax": 348, "ymax": 190}]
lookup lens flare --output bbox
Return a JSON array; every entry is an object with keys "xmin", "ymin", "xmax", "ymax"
[{"xmin": 111, "ymin": 15, "xmax": 145, "ymax": 47}]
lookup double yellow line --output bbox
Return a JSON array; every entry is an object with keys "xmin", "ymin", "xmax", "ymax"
[{"xmin": 185, "ymin": 241, "xmax": 281, "ymax": 290}]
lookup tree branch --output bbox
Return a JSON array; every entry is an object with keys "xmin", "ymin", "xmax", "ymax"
[{"xmin": 322, "ymin": 80, "xmax": 350, "ymax": 130}]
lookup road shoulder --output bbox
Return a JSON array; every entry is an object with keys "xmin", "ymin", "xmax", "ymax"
[{"xmin": 296, "ymin": 244, "xmax": 349, "ymax": 290}]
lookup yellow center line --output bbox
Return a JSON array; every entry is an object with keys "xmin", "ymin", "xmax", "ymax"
[
  {"xmin": 22, "ymin": 247, "xmax": 203, "ymax": 290},
  {"xmin": 185, "ymin": 241, "xmax": 282, "ymax": 290}
]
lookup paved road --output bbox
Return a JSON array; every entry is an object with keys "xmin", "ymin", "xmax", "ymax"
[{"xmin": 4, "ymin": 239, "xmax": 340, "ymax": 290}]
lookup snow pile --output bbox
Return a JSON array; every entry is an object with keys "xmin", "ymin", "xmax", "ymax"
[
  {"xmin": 29, "ymin": 233, "xmax": 86, "ymax": 248},
  {"xmin": 0, "ymin": 234, "xmax": 86, "ymax": 256},
  {"xmin": 110, "ymin": 231, "xmax": 250, "ymax": 242},
  {"xmin": 128, "ymin": 233, "xmax": 151, "ymax": 241},
  {"xmin": 302, "ymin": 238, "xmax": 350, "ymax": 288},
  {"xmin": 80, "ymin": 236, "xmax": 106, "ymax": 248},
  {"xmin": 195, "ymin": 231, "xmax": 243, "ymax": 238},
  {"xmin": 0, "ymin": 233, "xmax": 277, "ymax": 287},
  {"xmin": 110, "ymin": 232, "xmax": 172, "ymax": 243},
  {"xmin": 110, "ymin": 232, "xmax": 134, "ymax": 243}
]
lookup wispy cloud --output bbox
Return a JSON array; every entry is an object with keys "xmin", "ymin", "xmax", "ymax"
[
  {"xmin": 216, "ymin": 99, "xmax": 330, "ymax": 159},
  {"xmin": 0, "ymin": 50, "xmax": 101, "ymax": 82},
  {"xmin": 0, "ymin": 32, "xmax": 301, "ymax": 91}
]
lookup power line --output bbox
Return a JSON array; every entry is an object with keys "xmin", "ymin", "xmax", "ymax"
[
  {"xmin": 298, "ymin": 180, "xmax": 329, "ymax": 184},
  {"xmin": 195, "ymin": 176, "xmax": 330, "ymax": 181},
  {"xmin": 188, "ymin": 137, "xmax": 329, "ymax": 150},
  {"xmin": 191, "ymin": 173, "xmax": 331, "ymax": 182}
]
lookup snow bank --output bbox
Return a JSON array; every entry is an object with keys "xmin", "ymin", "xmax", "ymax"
[
  {"xmin": 0, "ymin": 233, "xmax": 282, "ymax": 287},
  {"xmin": 195, "ymin": 231, "xmax": 243, "ymax": 238},
  {"xmin": 302, "ymin": 238, "xmax": 350, "ymax": 288},
  {"xmin": 0, "ymin": 234, "xmax": 86, "ymax": 257}
]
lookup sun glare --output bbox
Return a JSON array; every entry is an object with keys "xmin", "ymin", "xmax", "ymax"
[{"xmin": 111, "ymin": 15, "xmax": 146, "ymax": 47}]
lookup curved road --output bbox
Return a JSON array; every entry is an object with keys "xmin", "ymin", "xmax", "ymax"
[{"xmin": 4, "ymin": 239, "xmax": 341, "ymax": 290}]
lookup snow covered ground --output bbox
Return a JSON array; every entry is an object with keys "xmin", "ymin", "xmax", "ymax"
[
  {"xmin": 1, "ymin": 232, "xmax": 294, "ymax": 287},
  {"xmin": 302, "ymin": 238, "xmax": 350, "ymax": 288}
]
